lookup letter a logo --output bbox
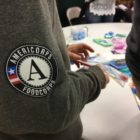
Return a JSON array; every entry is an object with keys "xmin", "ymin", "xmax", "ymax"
[
  {"xmin": 28, "ymin": 59, "xmax": 47, "ymax": 81},
  {"xmin": 19, "ymin": 56, "xmax": 51, "ymax": 88}
]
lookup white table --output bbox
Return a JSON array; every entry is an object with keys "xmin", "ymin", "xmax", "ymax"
[{"xmin": 63, "ymin": 23, "xmax": 140, "ymax": 140}]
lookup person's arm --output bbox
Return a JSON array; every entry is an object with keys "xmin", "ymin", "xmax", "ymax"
[
  {"xmin": 67, "ymin": 43, "xmax": 109, "ymax": 86},
  {"xmin": 116, "ymin": 0, "xmax": 133, "ymax": 11},
  {"xmin": 0, "ymin": 0, "xmax": 108, "ymax": 134},
  {"xmin": 126, "ymin": 0, "xmax": 140, "ymax": 98}
]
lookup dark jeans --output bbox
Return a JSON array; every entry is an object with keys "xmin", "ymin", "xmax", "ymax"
[{"xmin": 85, "ymin": 9, "xmax": 114, "ymax": 23}]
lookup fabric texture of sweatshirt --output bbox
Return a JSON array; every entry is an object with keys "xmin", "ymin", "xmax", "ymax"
[
  {"xmin": 0, "ymin": 0, "xmax": 106, "ymax": 139},
  {"xmin": 126, "ymin": 0, "xmax": 140, "ymax": 79}
]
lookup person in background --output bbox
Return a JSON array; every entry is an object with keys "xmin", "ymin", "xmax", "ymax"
[
  {"xmin": 126, "ymin": 0, "xmax": 140, "ymax": 99},
  {"xmin": 81, "ymin": 0, "xmax": 116, "ymax": 23},
  {"xmin": 114, "ymin": 0, "xmax": 134, "ymax": 22},
  {"xmin": 0, "ymin": 0, "xmax": 109, "ymax": 140}
]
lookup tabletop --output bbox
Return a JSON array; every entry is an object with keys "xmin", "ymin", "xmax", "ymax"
[{"xmin": 63, "ymin": 23, "xmax": 140, "ymax": 140}]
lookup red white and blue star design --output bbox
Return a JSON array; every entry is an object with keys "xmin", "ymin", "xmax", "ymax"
[{"xmin": 7, "ymin": 66, "xmax": 21, "ymax": 85}]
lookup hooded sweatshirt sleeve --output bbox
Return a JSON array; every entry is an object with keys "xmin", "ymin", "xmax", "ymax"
[
  {"xmin": 126, "ymin": 0, "xmax": 140, "ymax": 79},
  {"xmin": 0, "ymin": 0, "xmax": 106, "ymax": 134}
]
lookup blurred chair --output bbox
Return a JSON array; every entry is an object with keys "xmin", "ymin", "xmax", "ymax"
[{"xmin": 66, "ymin": 6, "xmax": 86, "ymax": 25}]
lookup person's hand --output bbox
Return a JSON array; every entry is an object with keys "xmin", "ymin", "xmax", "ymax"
[{"xmin": 67, "ymin": 43, "xmax": 94, "ymax": 67}]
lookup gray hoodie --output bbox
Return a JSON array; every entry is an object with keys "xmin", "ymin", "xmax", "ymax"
[
  {"xmin": 0, "ymin": 0, "xmax": 106, "ymax": 139},
  {"xmin": 126, "ymin": 0, "xmax": 140, "ymax": 79}
]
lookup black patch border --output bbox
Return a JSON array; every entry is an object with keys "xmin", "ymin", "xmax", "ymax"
[{"xmin": 6, "ymin": 44, "xmax": 58, "ymax": 97}]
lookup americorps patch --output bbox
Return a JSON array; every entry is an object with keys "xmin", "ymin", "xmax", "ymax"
[{"xmin": 6, "ymin": 45, "xmax": 58, "ymax": 97}]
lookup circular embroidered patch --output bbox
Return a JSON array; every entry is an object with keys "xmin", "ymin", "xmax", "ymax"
[{"xmin": 6, "ymin": 45, "xmax": 58, "ymax": 97}]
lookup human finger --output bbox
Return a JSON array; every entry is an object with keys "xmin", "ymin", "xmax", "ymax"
[
  {"xmin": 80, "ymin": 43, "xmax": 94, "ymax": 52},
  {"xmin": 68, "ymin": 52, "xmax": 81, "ymax": 61}
]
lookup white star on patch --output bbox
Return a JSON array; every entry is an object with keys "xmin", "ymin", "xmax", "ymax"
[{"xmin": 9, "ymin": 69, "xmax": 15, "ymax": 75}]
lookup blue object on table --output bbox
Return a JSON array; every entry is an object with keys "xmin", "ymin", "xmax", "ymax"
[
  {"xmin": 72, "ymin": 31, "xmax": 86, "ymax": 40},
  {"xmin": 109, "ymin": 59, "xmax": 127, "ymax": 70},
  {"xmin": 104, "ymin": 31, "xmax": 114, "ymax": 39}
]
